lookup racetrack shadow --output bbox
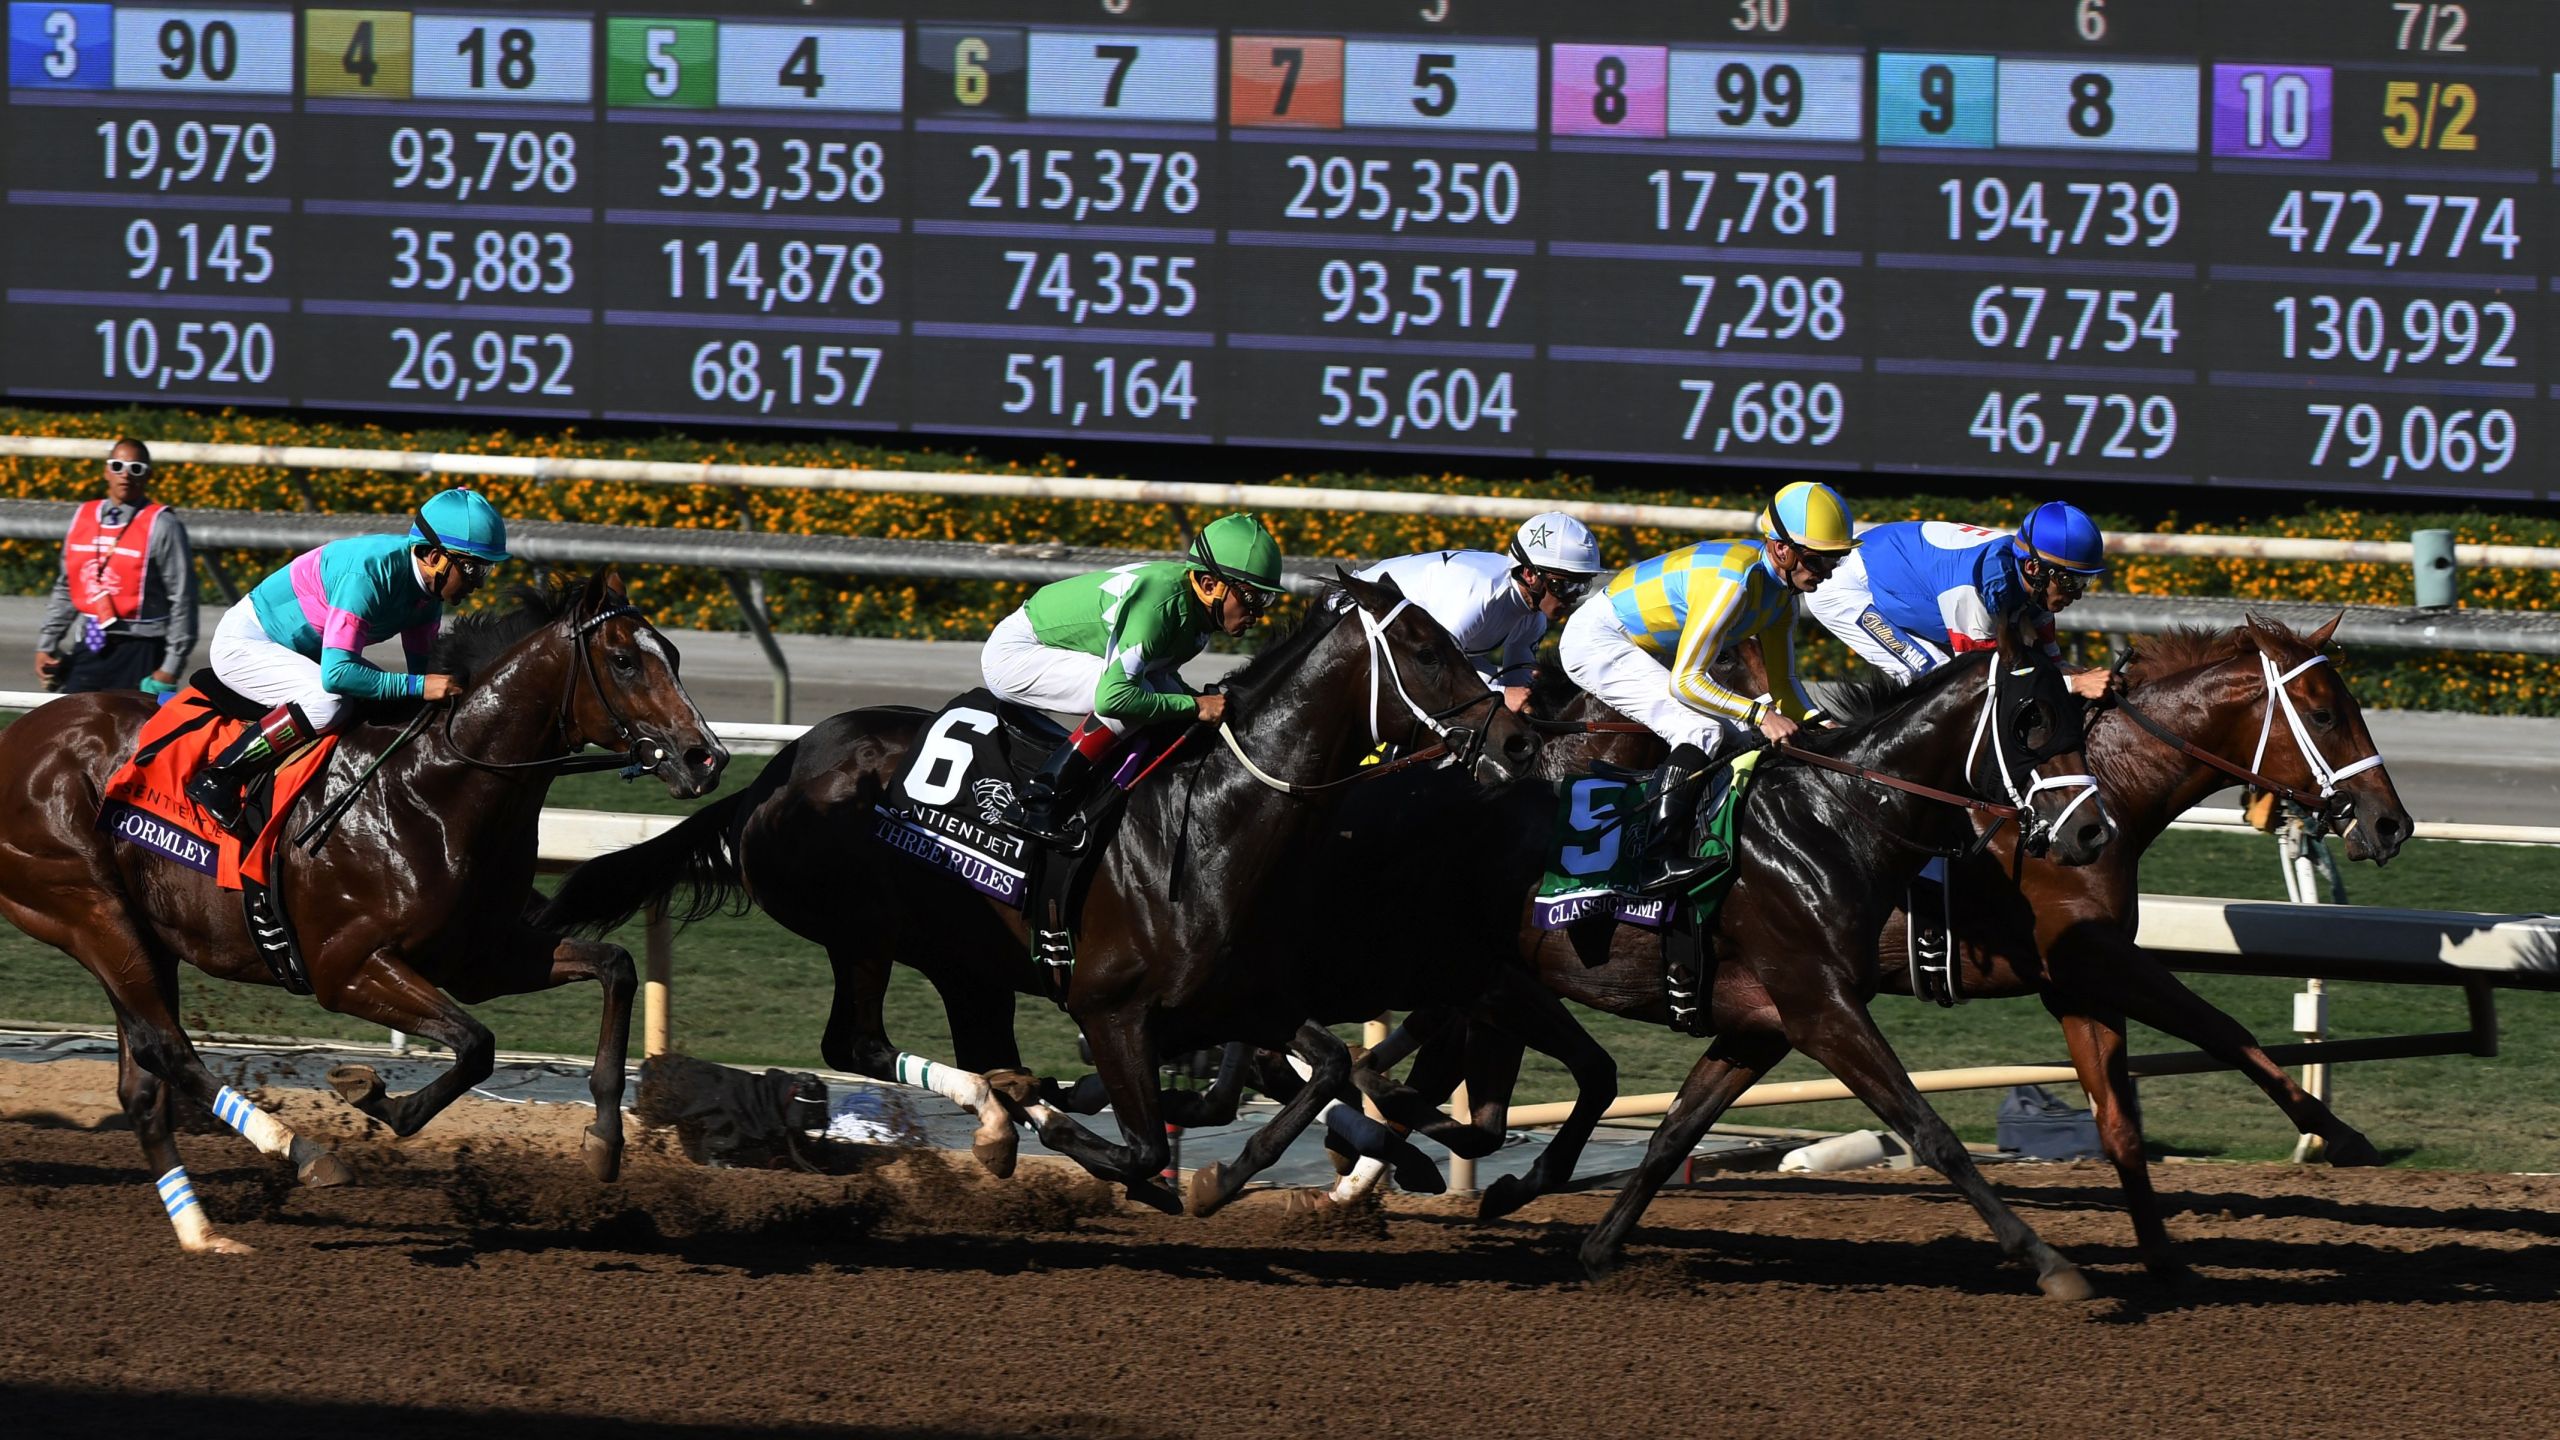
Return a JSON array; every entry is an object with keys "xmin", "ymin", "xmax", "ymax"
[{"xmin": 0, "ymin": 1383, "xmax": 1175, "ymax": 1440}]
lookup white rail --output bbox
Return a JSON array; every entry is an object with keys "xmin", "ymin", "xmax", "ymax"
[{"xmin": 4, "ymin": 433, "xmax": 2554, "ymax": 570}]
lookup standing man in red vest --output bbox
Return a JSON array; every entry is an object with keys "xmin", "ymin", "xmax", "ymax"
[{"xmin": 34, "ymin": 438, "xmax": 197, "ymax": 696}]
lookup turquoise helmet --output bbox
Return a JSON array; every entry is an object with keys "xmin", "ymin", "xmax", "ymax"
[{"xmin": 408, "ymin": 487, "xmax": 510, "ymax": 563}]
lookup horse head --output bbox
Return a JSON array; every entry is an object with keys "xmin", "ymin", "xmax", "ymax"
[
  {"xmin": 557, "ymin": 570, "xmax": 728, "ymax": 799},
  {"xmin": 1984, "ymin": 624, "xmax": 2112, "ymax": 866},
  {"xmin": 1332, "ymin": 568, "xmax": 1542, "ymax": 785},
  {"xmin": 2235, "ymin": 613, "xmax": 2411, "ymax": 865}
]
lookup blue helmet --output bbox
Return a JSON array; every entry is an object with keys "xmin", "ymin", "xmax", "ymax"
[
  {"xmin": 408, "ymin": 487, "xmax": 510, "ymax": 563},
  {"xmin": 2014, "ymin": 502, "xmax": 2106, "ymax": 575}
]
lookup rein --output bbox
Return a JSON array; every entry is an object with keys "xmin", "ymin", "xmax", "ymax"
[
  {"xmin": 1774, "ymin": 742, "xmax": 2018, "ymax": 820},
  {"xmin": 1217, "ymin": 596, "xmax": 1500, "ymax": 795},
  {"xmin": 441, "ymin": 604, "xmax": 670, "ymax": 778},
  {"xmin": 2109, "ymin": 651, "xmax": 2386, "ymax": 832}
]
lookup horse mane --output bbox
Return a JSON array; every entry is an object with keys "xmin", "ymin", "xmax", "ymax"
[
  {"xmin": 2124, "ymin": 620, "xmax": 2314, "ymax": 683},
  {"xmin": 1814, "ymin": 650, "xmax": 1984, "ymax": 732},
  {"xmin": 430, "ymin": 577, "xmax": 582, "ymax": 684},
  {"xmin": 1216, "ymin": 586, "xmax": 1355, "ymax": 704}
]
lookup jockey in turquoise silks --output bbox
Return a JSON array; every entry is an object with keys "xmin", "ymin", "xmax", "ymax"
[{"xmin": 186, "ymin": 488, "xmax": 507, "ymax": 834}]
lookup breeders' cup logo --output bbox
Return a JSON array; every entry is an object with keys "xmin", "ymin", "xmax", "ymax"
[{"xmin": 972, "ymin": 777, "xmax": 1016, "ymax": 825}]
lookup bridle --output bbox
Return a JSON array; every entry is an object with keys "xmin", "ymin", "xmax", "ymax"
[
  {"xmin": 442, "ymin": 603, "xmax": 673, "ymax": 777},
  {"xmin": 2110, "ymin": 647, "xmax": 2386, "ymax": 837},
  {"xmin": 1218, "ymin": 595, "xmax": 1508, "ymax": 795},
  {"xmin": 1777, "ymin": 655, "xmax": 2103, "ymax": 858}
]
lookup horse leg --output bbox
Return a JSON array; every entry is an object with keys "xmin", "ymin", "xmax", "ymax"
[
  {"xmin": 525, "ymin": 934, "xmax": 638, "ymax": 1182},
  {"xmin": 1579, "ymin": 1030, "xmax": 1788, "ymax": 1278},
  {"xmin": 2050, "ymin": 928, "xmax": 2379, "ymax": 1165},
  {"xmin": 821, "ymin": 942, "xmax": 1020, "ymax": 1178},
  {"xmin": 1785, "ymin": 1001, "xmax": 2093, "ymax": 1301},
  {"xmin": 1020, "ymin": 1004, "xmax": 1179, "ymax": 1214},
  {"xmin": 313, "ymin": 948, "xmax": 496, "ymax": 1139},
  {"xmin": 2045, "ymin": 998, "xmax": 2183, "ymax": 1278},
  {"xmin": 1184, "ymin": 1021, "xmax": 1355, "ymax": 1218},
  {"xmin": 1349, "ymin": 1013, "xmax": 1511, "ymax": 1160},
  {"xmin": 1476, "ymin": 982, "xmax": 1620, "ymax": 1222}
]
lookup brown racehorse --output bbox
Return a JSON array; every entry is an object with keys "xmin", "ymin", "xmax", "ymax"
[
  {"xmin": 0, "ymin": 573, "xmax": 725, "ymax": 1252},
  {"xmin": 1361, "ymin": 615, "xmax": 2411, "ymax": 1277}
]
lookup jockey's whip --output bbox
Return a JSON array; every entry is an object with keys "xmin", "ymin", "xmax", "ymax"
[{"xmin": 292, "ymin": 701, "xmax": 437, "ymax": 851}]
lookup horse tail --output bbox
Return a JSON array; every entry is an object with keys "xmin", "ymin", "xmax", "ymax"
[{"xmin": 538, "ymin": 790, "xmax": 753, "ymax": 937}]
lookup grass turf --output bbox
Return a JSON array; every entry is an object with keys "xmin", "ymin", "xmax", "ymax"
[{"xmin": 1, "ymin": 750, "xmax": 2551, "ymax": 1171}]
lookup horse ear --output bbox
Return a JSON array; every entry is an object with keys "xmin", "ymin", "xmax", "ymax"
[
  {"xmin": 576, "ymin": 567, "xmax": 611, "ymax": 617},
  {"xmin": 2234, "ymin": 615, "xmax": 2270, "ymax": 653},
  {"xmin": 2304, "ymin": 610, "xmax": 2342, "ymax": 651}
]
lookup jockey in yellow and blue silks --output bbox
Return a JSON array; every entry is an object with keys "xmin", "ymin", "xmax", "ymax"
[
  {"xmin": 186, "ymin": 488, "xmax": 506, "ymax": 834},
  {"xmin": 1559, "ymin": 480, "xmax": 1859, "ymax": 894}
]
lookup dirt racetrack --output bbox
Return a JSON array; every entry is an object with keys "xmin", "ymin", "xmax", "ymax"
[{"xmin": 4, "ymin": 1060, "xmax": 2556, "ymax": 1440}]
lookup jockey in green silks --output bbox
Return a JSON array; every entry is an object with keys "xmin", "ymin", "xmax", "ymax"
[{"xmin": 980, "ymin": 512, "xmax": 1286, "ymax": 844}]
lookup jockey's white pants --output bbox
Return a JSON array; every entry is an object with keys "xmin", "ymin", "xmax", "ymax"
[
  {"xmin": 1802, "ymin": 549, "xmax": 1949, "ymax": 683},
  {"xmin": 208, "ymin": 598, "xmax": 342, "ymax": 730},
  {"xmin": 980, "ymin": 607, "xmax": 1182, "ymax": 736},
  {"xmin": 1558, "ymin": 601, "xmax": 1749, "ymax": 759}
]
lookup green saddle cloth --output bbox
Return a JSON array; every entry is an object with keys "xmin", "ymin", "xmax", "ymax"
[{"xmin": 1533, "ymin": 750, "xmax": 1760, "ymax": 931}]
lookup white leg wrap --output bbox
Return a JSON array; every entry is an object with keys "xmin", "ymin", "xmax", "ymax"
[
  {"xmin": 157, "ymin": 1166, "xmax": 212, "ymax": 1249},
  {"xmin": 212, "ymin": 1085, "xmax": 294, "ymax": 1159},
  {"xmin": 1022, "ymin": 1102, "xmax": 1063, "ymax": 1130},
  {"xmin": 893, "ymin": 1053, "xmax": 992, "ymax": 1114},
  {"xmin": 1329, "ymin": 1156, "xmax": 1390, "ymax": 1205}
]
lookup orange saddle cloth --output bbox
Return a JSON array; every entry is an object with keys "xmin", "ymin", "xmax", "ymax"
[{"xmin": 98, "ymin": 691, "xmax": 338, "ymax": 891}]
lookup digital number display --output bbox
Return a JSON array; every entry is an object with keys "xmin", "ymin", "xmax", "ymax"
[{"xmin": 3, "ymin": 0, "xmax": 2556, "ymax": 498}]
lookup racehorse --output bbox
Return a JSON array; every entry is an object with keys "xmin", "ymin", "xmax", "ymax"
[
  {"xmin": 540, "ymin": 572, "xmax": 1570, "ymax": 1214},
  {"xmin": 0, "ymin": 573, "xmax": 725, "ymax": 1252},
  {"xmin": 1358, "ymin": 615, "xmax": 2410, "ymax": 1279}
]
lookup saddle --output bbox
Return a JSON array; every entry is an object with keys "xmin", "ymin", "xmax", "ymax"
[
  {"xmin": 99, "ymin": 683, "xmax": 338, "ymax": 994},
  {"xmin": 872, "ymin": 690, "xmax": 1159, "ymax": 1003}
]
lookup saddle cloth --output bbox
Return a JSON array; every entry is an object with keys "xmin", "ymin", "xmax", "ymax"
[
  {"xmin": 98, "ymin": 689, "xmax": 336, "ymax": 891},
  {"xmin": 1533, "ymin": 750, "xmax": 1760, "ymax": 932}
]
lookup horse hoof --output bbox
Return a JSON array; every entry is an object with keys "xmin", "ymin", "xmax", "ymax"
[
  {"xmin": 296, "ymin": 1152, "xmax": 352, "ymax": 1189},
  {"xmin": 1280, "ymin": 1188, "xmax": 1337, "ymax": 1217},
  {"xmin": 582, "ymin": 1126, "xmax": 622, "ymax": 1183},
  {"xmin": 1129, "ymin": 1179, "xmax": 1183, "ymax": 1216},
  {"xmin": 1391, "ymin": 1145, "xmax": 1447, "ymax": 1196},
  {"xmin": 2326, "ymin": 1132, "xmax": 2384, "ymax": 1168},
  {"xmin": 326, "ymin": 1065, "xmax": 385, "ymax": 1107},
  {"xmin": 1477, "ymin": 1175, "xmax": 1535, "ymax": 1222},
  {"xmin": 1184, "ymin": 1161, "xmax": 1230, "ymax": 1218},
  {"xmin": 184, "ymin": 1234, "xmax": 257, "ymax": 1256},
  {"xmin": 2037, "ymin": 1264, "xmax": 2098, "ymax": 1302},
  {"xmin": 981, "ymin": 1068, "xmax": 1041, "ymax": 1107},
  {"xmin": 972, "ymin": 1130, "xmax": 1018, "ymax": 1180}
]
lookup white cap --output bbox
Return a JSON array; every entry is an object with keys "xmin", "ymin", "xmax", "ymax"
[{"xmin": 1512, "ymin": 512, "xmax": 1603, "ymax": 575}]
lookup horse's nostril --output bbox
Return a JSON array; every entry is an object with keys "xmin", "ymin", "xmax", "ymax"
[
  {"xmin": 2377, "ymin": 813, "xmax": 2405, "ymax": 841},
  {"xmin": 2077, "ymin": 821, "xmax": 2108, "ymax": 852}
]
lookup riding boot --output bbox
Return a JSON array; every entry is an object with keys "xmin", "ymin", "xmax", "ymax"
[
  {"xmin": 1630, "ymin": 743, "xmax": 1717, "ymax": 896},
  {"xmin": 186, "ymin": 703, "xmax": 311, "ymax": 839},
  {"xmin": 1004, "ymin": 722, "xmax": 1111, "ymax": 847}
]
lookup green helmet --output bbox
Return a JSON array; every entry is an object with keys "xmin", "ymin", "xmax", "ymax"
[{"xmin": 1185, "ymin": 512, "xmax": 1285, "ymax": 594}]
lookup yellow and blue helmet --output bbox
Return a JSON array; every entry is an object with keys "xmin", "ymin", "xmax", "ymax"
[
  {"xmin": 2014, "ymin": 501, "xmax": 2107, "ymax": 575},
  {"xmin": 1757, "ymin": 481, "xmax": 1859, "ymax": 554}
]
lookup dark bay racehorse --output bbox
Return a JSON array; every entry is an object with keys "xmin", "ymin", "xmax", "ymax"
[
  {"xmin": 541, "ymin": 573, "xmax": 1569, "ymax": 1213},
  {"xmin": 1364, "ymin": 615, "xmax": 2410, "ymax": 1278},
  {"xmin": 0, "ymin": 573, "xmax": 725, "ymax": 1252},
  {"xmin": 1309, "ymin": 625, "xmax": 2116, "ymax": 1294}
]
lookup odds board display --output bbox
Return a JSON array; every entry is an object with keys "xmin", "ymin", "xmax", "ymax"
[{"xmin": 3, "ymin": 0, "xmax": 2555, "ymax": 499}]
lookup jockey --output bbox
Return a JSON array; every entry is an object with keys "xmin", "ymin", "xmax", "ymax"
[
  {"xmin": 186, "ymin": 488, "xmax": 506, "ymax": 833},
  {"xmin": 1560, "ymin": 480, "xmax": 1858, "ymax": 894},
  {"xmin": 1352, "ymin": 512, "xmax": 1604, "ymax": 712},
  {"xmin": 1803, "ymin": 501, "xmax": 2117, "ymax": 702},
  {"xmin": 982, "ymin": 512, "xmax": 1286, "ymax": 844}
]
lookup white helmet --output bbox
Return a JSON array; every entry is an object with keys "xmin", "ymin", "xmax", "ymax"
[{"xmin": 1511, "ymin": 512, "xmax": 1603, "ymax": 577}]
